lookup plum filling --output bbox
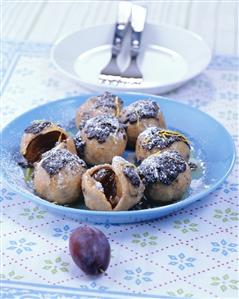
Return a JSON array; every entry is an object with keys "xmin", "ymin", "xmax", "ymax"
[
  {"xmin": 25, "ymin": 131, "xmax": 67, "ymax": 163},
  {"xmin": 92, "ymin": 168, "xmax": 118, "ymax": 208}
]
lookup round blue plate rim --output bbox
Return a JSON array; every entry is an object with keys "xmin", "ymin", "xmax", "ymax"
[{"xmin": 0, "ymin": 92, "xmax": 236, "ymax": 222}]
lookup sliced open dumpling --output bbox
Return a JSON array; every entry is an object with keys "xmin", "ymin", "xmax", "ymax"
[
  {"xmin": 82, "ymin": 157, "xmax": 144, "ymax": 211},
  {"xmin": 20, "ymin": 120, "xmax": 68, "ymax": 163}
]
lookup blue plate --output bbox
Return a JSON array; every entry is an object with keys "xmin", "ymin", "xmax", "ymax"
[{"xmin": 0, "ymin": 93, "xmax": 235, "ymax": 224}]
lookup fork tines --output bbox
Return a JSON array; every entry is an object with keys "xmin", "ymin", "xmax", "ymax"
[
  {"xmin": 99, "ymin": 74, "xmax": 122, "ymax": 86},
  {"xmin": 98, "ymin": 2, "xmax": 132, "ymax": 86},
  {"xmin": 98, "ymin": 3, "xmax": 147, "ymax": 87}
]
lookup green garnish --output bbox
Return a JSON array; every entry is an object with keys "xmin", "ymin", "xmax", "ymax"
[{"xmin": 24, "ymin": 167, "xmax": 34, "ymax": 182}]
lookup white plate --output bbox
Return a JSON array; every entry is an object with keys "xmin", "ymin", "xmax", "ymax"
[{"xmin": 51, "ymin": 23, "xmax": 212, "ymax": 94}]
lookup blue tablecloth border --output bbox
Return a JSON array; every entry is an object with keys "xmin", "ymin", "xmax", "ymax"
[{"xmin": 0, "ymin": 280, "xmax": 184, "ymax": 299}]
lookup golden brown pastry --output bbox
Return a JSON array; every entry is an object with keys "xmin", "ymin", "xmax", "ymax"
[
  {"xmin": 75, "ymin": 92, "xmax": 123, "ymax": 128},
  {"xmin": 82, "ymin": 156, "xmax": 144, "ymax": 211},
  {"xmin": 33, "ymin": 148, "xmax": 86, "ymax": 204},
  {"xmin": 138, "ymin": 151, "xmax": 191, "ymax": 203},
  {"xmin": 76, "ymin": 115, "xmax": 127, "ymax": 165},
  {"xmin": 20, "ymin": 120, "xmax": 68, "ymax": 163},
  {"xmin": 120, "ymin": 100, "xmax": 166, "ymax": 148},
  {"xmin": 136, "ymin": 127, "xmax": 190, "ymax": 162}
]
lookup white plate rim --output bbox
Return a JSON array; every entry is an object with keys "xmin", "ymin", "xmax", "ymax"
[{"xmin": 50, "ymin": 23, "xmax": 212, "ymax": 92}]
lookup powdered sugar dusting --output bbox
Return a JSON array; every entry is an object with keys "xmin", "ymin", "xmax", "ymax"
[
  {"xmin": 122, "ymin": 100, "xmax": 159, "ymax": 124},
  {"xmin": 94, "ymin": 92, "xmax": 123, "ymax": 110},
  {"xmin": 84, "ymin": 115, "xmax": 126, "ymax": 143},
  {"xmin": 24, "ymin": 120, "xmax": 52, "ymax": 134},
  {"xmin": 138, "ymin": 151, "xmax": 187, "ymax": 186},
  {"xmin": 139, "ymin": 127, "xmax": 190, "ymax": 150},
  {"xmin": 41, "ymin": 148, "xmax": 86, "ymax": 176},
  {"xmin": 95, "ymin": 181, "xmax": 104, "ymax": 192}
]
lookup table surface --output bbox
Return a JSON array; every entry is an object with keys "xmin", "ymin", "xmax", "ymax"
[
  {"xmin": 1, "ymin": 2, "xmax": 239, "ymax": 299},
  {"xmin": 2, "ymin": 0, "xmax": 239, "ymax": 56}
]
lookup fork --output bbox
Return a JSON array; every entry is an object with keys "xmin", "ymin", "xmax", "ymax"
[
  {"xmin": 98, "ymin": 1, "xmax": 132, "ymax": 85},
  {"xmin": 120, "ymin": 4, "xmax": 147, "ymax": 86}
]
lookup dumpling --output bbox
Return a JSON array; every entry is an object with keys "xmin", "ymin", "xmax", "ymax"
[
  {"xmin": 120, "ymin": 100, "xmax": 166, "ymax": 148},
  {"xmin": 82, "ymin": 156, "xmax": 144, "ymax": 211},
  {"xmin": 76, "ymin": 115, "xmax": 127, "ymax": 164},
  {"xmin": 75, "ymin": 92, "xmax": 123, "ymax": 128},
  {"xmin": 55, "ymin": 137, "xmax": 77, "ymax": 155},
  {"xmin": 20, "ymin": 120, "xmax": 68, "ymax": 163},
  {"xmin": 136, "ymin": 127, "xmax": 190, "ymax": 162},
  {"xmin": 33, "ymin": 148, "xmax": 86, "ymax": 204},
  {"xmin": 138, "ymin": 151, "xmax": 191, "ymax": 203}
]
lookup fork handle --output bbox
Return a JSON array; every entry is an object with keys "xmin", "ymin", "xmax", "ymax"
[
  {"xmin": 112, "ymin": 23, "xmax": 128, "ymax": 57},
  {"xmin": 130, "ymin": 30, "xmax": 142, "ymax": 59},
  {"xmin": 130, "ymin": 4, "xmax": 147, "ymax": 59},
  {"xmin": 112, "ymin": 1, "xmax": 132, "ymax": 57}
]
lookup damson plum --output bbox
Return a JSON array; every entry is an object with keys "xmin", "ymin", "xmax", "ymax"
[{"xmin": 69, "ymin": 226, "xmax": 111, "ymax": 275}]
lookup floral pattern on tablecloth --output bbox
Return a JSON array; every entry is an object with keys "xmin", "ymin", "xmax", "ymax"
[{"xmin": 0, "ymin": 41, "xmax": 238, "ymax": 299}]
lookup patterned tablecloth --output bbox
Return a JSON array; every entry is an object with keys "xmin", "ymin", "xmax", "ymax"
[{"xmin": 0, "ymin": 41, "xmax": 238, "ymax": 299}]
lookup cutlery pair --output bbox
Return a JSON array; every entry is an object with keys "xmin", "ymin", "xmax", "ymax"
[{"xmin": 99, "ymin": 2, "xmax": 147, "ymax": 86}]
